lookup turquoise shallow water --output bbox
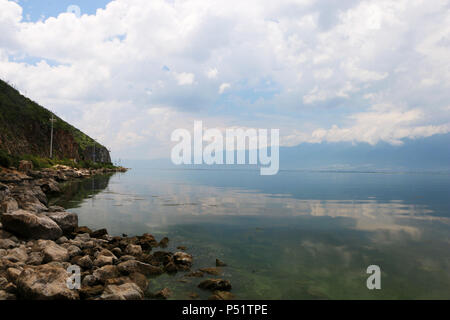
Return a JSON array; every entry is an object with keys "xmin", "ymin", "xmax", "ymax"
[{"xmin": 50, "ymin": 169, "xmax": 450, "ymax": 299}]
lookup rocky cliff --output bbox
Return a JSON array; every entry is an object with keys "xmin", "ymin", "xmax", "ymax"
[{"xmin": 0, "ymin": 79, "xmax": 111, "ymax": 164}]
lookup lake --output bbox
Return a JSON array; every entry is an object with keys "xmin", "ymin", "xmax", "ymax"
[{"xmin": 50, "ymin": 168, "xmax": 450, "ymax": 299}]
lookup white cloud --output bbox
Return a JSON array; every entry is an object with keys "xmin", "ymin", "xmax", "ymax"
[
  {"xmin": 174, "ymin": 72, "xmax": 195, "ymax": 85},
  {"xmin": 218, "ymin": 82, "xmax": 231, "ymax": 94},
  {"xmin": 0, "ymin": 0, "xmax": 449, "ymax": 159},
  {"xmin": 206, "ymin": 67, "xmax": 218, "ymax": 79}
]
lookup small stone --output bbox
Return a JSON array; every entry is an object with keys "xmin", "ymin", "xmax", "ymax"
[
  {"xmin": 188, "ymin": 292, "xmax": 199, "ymax": 299},
  {"xmin": 159, "ymin": 237, "xmax": 169, "ymax": 248},
  {"xmin": 198, "ymin": 279, "xmax": 232, "ymax": 291},
  {"xmin": 151, "ymin": 287, "xmax": 171, "ymax": 300},
  {"xmin": 90, "ymin": 228, "xmax": 108, "ymax": 238},
  {"xmin": 216, "ymin": 259, "xmax": 227, "ymax": 267},
  {"xmin": 199, "ymin": 267, "xmax": 222, "ymax": 276},
  {"xmin": 56, "ymin": 236, "xmax": 68, "ymax": 244},
  {"xmin": 209, "ymin": 291, "xmax": 235, "ymax": 300}
]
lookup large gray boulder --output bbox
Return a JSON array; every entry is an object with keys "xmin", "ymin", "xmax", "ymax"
[
  {"xmin": 16, "ymin": 264, "xmax": 79, "ymax": 300},
  {"xmin": 1, "ymin": 210, "xmax": 63, "ymax": 240},
  {"xmin": 44, "ymin": 211, "xmax": 78, "ymax": 234}
]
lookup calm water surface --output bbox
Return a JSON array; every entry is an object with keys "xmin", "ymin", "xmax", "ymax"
[{"xmin": 50, "ymin": 169, "xmax": 450, "ymax": 299}]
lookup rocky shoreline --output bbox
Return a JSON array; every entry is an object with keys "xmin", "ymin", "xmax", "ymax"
[{"xmin": 0, "ymin": 163, "xmax": 233, "ymax": 300}]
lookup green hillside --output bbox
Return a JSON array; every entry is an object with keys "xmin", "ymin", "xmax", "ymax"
[{"xmin": 0, "ymin": 79, "xmax": 111, "ymax": 168}]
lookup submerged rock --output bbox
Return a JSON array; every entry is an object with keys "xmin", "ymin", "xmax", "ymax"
[
  {"xmin": 209, "ymin": 290, "xmax": 235, "ymax": 300},
  {"xmin": 198, "ymin": 279, "xmax": 232, "ymax": 291},
  {"xmin": 216, "ymin": 259, "xmax": 227, "ymax": 267},
  {"xmin": 150, "ymin": 287, "xmax": 171, "ymax": 300},
  {"xmin": 1, "ymin": 210, "xmax": 63, "ymax": 240}
]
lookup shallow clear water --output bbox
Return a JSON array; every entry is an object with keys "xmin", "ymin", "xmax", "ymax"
[{"xmin": 50, "ymin": 169, "xmax": 450, "ymax": 300}]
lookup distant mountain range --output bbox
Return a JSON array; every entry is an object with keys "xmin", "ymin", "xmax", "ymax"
[{"xmin": 123, "ymin": 133, "xmax": 450, "ymax": 172}]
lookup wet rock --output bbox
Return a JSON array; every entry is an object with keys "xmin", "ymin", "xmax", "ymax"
[
  {"xmin": 186, "ymin": 271, "xmax": 204, "ymax": 278},
  {"xmin": 44, "ymin": 211, "xmax": 78, "ymax": 234},
  {"xmin": 199, "ymin": 267, "xmax": 222, "ymax": 276},
  {"xmin": 136, "ymin": 233, "xmax": 158, "ymax": 250},
  {"xmin": 150, "ymin": 287, "xmax": 171, "ymax": 300},
  {"xmin": 75, "ymin": 226, "xmax": 92, "ymax": 234},
  {"xmin": 188, "ymin": 292, "xmax": 199, "ymax": 299},
  {"xmin": 159, "ymin": 237, "xmax": 169, "ymax": 248},
  {"xmin": 216, "ymin": 259, "xmax": 227, "ymax": 267},
  {"xmin": 164, "ymin": 261, "xmax": 178, "ymax": 274},
  {"xmin": 198, "ymin": 279, "xmax": 232, "ymax": 291},
  {"xmin": 125, "ymin": 244, "xmax": 142, "ymax": 256},
  {"xmin": 209, "ymin": 291, "xmax": 235, "ymax": 300},
  {"xmin": 1, "ymin": 210, "xmax": 63, "ymax": 240},
  {"xmin": 128, "ymin": 273, "xmax": 149, "ymax": 292},
  {"xmin": 16, "ymin": 264, "xmax": 79, "ymax": 300},
  {"xmin": 173, "ymin": 252, "xmax": 193, "ymax": 268},
  {"xmin": 90, "ymin": 228, "xmax": 108, "ymax": 239},
  {"xmin": 100, "ymin": 282, "xmax": 144, "ymax": 300},
  {"xmin": 117, "ymin": 260, "xmax": 163, "ymax": 276}
]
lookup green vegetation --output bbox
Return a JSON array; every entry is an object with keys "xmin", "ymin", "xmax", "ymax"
[
  {"xmin": 0, "ymin": 148, "xmax": 115, "ymax": 170},
  {"xmin": 0, "ymin": 79, "xmax": 97, "ymax": 150},
  {"xmin": 0, "ymin": 78, "xmax": 111, "ymax": 163}
]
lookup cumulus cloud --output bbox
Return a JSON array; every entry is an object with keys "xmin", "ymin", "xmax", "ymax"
[
  {"xmin": 0, "ymin": 0, "xmax": 449, "ymax": 160},
  {"xmin": 218, "ymin": 82, "xmax": 231, "ymax": 94}
]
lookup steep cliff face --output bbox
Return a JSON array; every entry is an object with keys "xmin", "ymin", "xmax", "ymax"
[{"xmin": 0, "ymin": 79, "xmax": 111, "ymax": 164}]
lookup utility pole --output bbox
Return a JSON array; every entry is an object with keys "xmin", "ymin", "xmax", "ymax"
[
  {"xmin": 49, "ymin": 114, "xmax": 56, "ymax": 158},
  {"xmin": 92, "ymin": 140, "xmax": 96, "ymax": 163}
]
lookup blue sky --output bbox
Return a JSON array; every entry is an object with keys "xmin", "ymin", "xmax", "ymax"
[
  {"xmin": 1, "ymin": 0, "xmax": 450, "ymax": 160},
  {"xmin": 17, "ymin": 0, "xmax": 110, "ymax": 22}
]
